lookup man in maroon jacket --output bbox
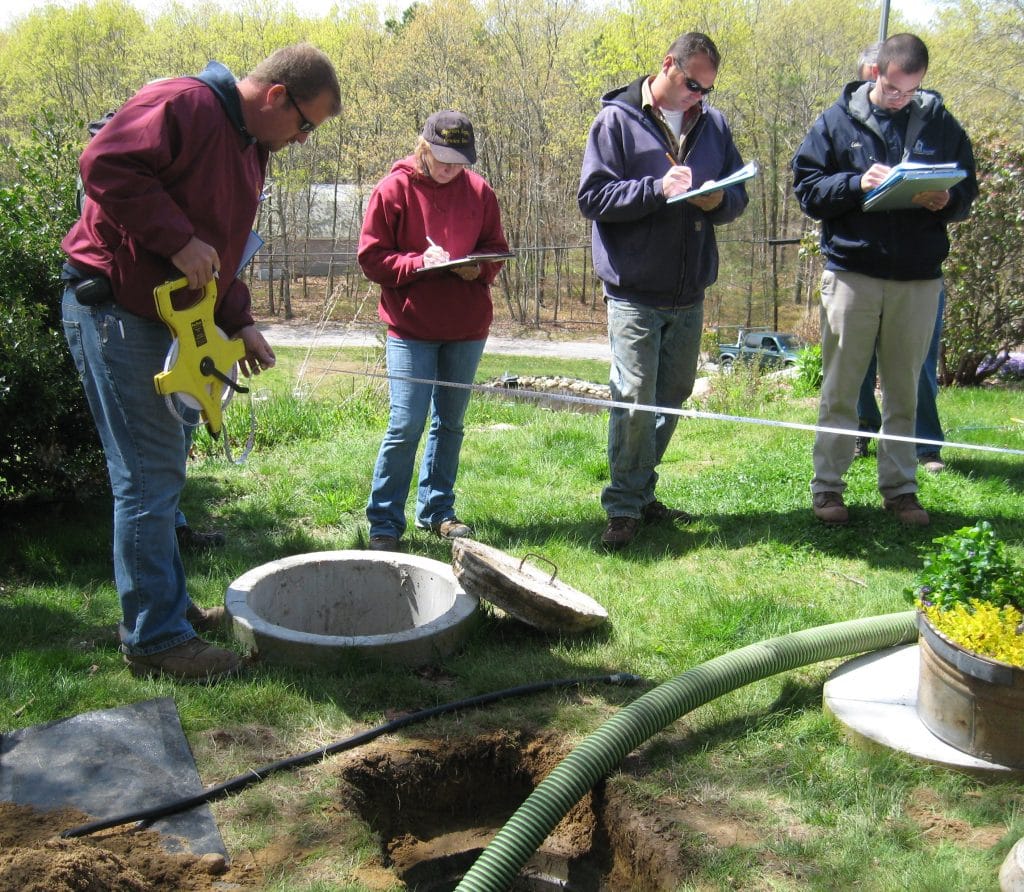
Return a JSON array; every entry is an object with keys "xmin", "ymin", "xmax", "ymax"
[{"xmin": 61, "ymin": 44, "xmax": 340, "ymax": 682}]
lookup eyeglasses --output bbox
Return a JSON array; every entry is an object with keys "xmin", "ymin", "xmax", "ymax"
[
  {"xmin": 282, "ymin": 85, "xmax": 316, "ymax": 132},
  {"xmin": 877, "ymin": 76, "xmax": 920, "ymax": 100}
]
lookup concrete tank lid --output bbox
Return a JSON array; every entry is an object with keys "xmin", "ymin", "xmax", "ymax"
[{"xmin": 451, "ymin": 538, "xmax": 608, "ymax": 634}]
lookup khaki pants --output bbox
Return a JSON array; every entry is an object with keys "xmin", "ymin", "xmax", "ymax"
[{"xmin": 811, "ymin": 270, "xmax": 941, "ymax": 500}]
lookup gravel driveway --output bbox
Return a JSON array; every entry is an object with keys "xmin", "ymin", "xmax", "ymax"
[{"xmin": 258, "ymin": 321, "xmax": 611, "ymax": 362}]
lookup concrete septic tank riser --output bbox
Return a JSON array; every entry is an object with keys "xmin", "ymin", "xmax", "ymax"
[{"xmin": 226, "ymin": 551, "xmax": 479, "ymax": 668}]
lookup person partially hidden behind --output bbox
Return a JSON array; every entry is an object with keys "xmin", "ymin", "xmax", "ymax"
[
  {"xmin": 358, "ymin": 111, "xmax": 509, "ymax": 552},
  {"xmin": 61, "ymin": 44, "xmax": 341, "ymax": 681},
  {"xmin": 851, "ymin": 41, "xmax": 947, "ymax": 475},
  {"xmin": 792, "ymin": 33, "xmax": 976, "ymax": 527},
  {"xmin": 578, "ymin": 32, "xmax": 749, "ymax": 550}
]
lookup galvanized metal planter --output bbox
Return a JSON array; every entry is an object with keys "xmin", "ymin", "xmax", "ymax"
[{"xmin": 916, "ymin": 611, "xmax": 1024, "ymax": 768}]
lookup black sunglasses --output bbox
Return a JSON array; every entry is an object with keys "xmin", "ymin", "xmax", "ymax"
[
  {"xmin": 282, "ymin": 85, "xmax": 316, "ymax": 133},
  {"xmin": 684, "ymin": 76, "xmax": 714, "ymax": 96},
  {"xmin": 674, "ymin": 60, "xmax": 715, "ymax": 96}
]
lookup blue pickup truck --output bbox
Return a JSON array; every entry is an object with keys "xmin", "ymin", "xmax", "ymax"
[{"xmin": 717, "ymin": 330, "xmax": 806, "ymax": 370}]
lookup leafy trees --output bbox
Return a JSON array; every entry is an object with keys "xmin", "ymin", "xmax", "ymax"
[
  {"xmin": 942, "ymin": 135, "xmax": 1024, "ymax": 384},
  {"xmin": 0, "ymin": 0, "xmax": 1021, "ymax": 502},
  {"xmin": 0, "ymin": 1, "xmax": 149, "ymax": 137}
]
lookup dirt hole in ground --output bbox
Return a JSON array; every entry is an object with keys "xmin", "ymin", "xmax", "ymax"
[{"xmin": 335, "ymin": 729, "xmax": 695, "ymax": 891}]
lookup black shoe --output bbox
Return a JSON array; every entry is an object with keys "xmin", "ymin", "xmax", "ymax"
[
  {"xmin": 368, "ymin": 535, "xmax": 399, "ymax": 552},
  {"xmin": 853, "ymin": 436, "xmax": 871, "ymax": 459},
  {"xmin": 601, "ymin": 516, "xmax": 639, "ymax": 550},
  {"xmin": 176, "ymin": 525, "xmax": 226, "ymax": 552},
  {"xmin": 641, "ymin": 500, "xmax": 694, "ymax": 524}
]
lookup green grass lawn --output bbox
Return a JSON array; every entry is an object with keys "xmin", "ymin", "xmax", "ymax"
[{"xmin": 3, "ymin": 347, "xmax": 1023, "ymax": 891}]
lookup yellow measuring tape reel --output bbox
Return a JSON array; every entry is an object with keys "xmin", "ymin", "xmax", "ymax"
[{"xmin": 152, "ymin": 276, "xmax": 248, "ymax": 437}]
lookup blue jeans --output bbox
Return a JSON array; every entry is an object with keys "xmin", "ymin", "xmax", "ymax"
[
  {"xmin": 602, "ymin": 299, "xmax": 704, "ymax": 518},
  {"xmin": 62, "ymin": 291, "xmax": 196, "ymax": 655},
  {"xmin": 175, "ymin": 418, "xmax": 199, "ymax": 529},
  {"xmin": 857, "ymin": 289, "xmax": 945, "ymax": 457},
  {"xmin": 366, "ymin": 336, "xmax": 486, "ymax": 538}
]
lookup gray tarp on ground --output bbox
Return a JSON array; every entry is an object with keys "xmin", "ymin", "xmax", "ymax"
[{"xmin": 0, "ymin": 696, "xmax": 226, "ymax": 856}]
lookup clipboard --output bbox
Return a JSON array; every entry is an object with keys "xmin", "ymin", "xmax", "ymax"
[
  {"xmin": 416, "ymin": 251, "xmax": 515, "ymax": 272},
  {"xmin": 863, "ymin": 163, "xmax": 967, "ymax": 212},
  {"xmin": 666, "ymin": 160, "xmax": 759, "ymax": 204}
]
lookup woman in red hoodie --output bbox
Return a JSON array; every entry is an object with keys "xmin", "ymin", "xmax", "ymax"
[{"xmin": 358, "ymin": 110, "xmax": 510, "ymax": 551}]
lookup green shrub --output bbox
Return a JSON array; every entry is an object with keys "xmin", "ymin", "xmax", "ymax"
[
  {"xmin": 0, "ymin": 116, "xmax": 104, "ymax": 503},
  {"xmin": 907, "ymin": 521, "xmax": 1024, "ymax": 612},
  {"xmin": 792, "ymin": 343, "xmax": 823, "ymax": 394}
]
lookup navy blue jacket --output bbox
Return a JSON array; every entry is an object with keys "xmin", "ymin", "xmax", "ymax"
[
  {"xmin": 577, "ymin": 76, "xmax": 748, "ymax": 308},
  {"xmin": 792, "ymin": 82, "xmax": 977, "ymax": 280}
]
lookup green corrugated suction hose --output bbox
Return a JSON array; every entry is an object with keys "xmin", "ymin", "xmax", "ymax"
[{"xmin": 456, "ymin": 610, "xmax": 918, "ymax": 891}]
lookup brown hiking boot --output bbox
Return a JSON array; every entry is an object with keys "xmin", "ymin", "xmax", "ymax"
[
  {"xmin": 918, "ymin": 453, "xmax": 945, "ymax": 474},
  {"xmin": 186, "ymin": 603, "xmax": 226, "ymax": 634},
  {"xmin": 641, "ymin": 500, "xmax": 694, "ymax": 524},
  {"xmin": 883, "ymin": 492, "xmax": 930, "ymax": 526},
  {"xmin": 812, "ymin": 491, "xmax": 849, "ymax": 525},
  {"xmin": 123, "ymin": 637, "xmax": 243, "ymax": 683},
  {"xmin": 601, "ymin": 516, "xmax": 639, "ymax": 550},
  {"xmin": 421, "ymin": 518, "xmax": 473, "ymax": 540}
]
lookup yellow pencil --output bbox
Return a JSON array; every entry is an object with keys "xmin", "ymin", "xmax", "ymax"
[{"xmin": 665, "ymin": 152, "xmax": 676, "ymax": 166}]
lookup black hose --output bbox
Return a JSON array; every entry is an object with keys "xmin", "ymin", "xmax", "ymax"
[{"xmin": 60, "ymin": 671, "xmax": 643, "ymax": 839}]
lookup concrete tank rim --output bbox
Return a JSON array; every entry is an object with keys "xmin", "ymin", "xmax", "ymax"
[{"xmin": 225, "ymin": 549, "xmax": 478, "ymax": 649}]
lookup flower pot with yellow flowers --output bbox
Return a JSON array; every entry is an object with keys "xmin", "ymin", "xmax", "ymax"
[{"xmin": 908, "ymin": 521, "xmax": 1024, "ymax": 768}]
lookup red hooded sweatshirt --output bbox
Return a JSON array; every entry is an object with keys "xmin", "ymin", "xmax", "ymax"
[
  {"xmin": 62, "ymin": 71, "xmax": 267, "ymax": 335},
  {"xmin": 357, "ymin": 156, "xmax": 509, "ymax": 341}
]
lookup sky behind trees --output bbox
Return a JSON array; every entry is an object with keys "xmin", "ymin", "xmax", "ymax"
[{"xmin": 0, "ymin": 0, "xmax": 941, "ymax": 31}]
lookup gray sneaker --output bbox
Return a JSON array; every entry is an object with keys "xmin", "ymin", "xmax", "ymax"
[
  {"xmin": 123, "ymin": 637, "xmax": 243, "ymax": 683},
  {"xmin": 812, "ymin": 491, "xmax": 849, "ymax": 525}
]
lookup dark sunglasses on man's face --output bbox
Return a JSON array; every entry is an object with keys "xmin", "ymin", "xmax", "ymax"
[
  {"xmin": 282, "ymin": 85, "xmax": 316, "ymax": 133},
  {"xmin": 684, "ymin": 76, "xmax": 714, "ymax": 96}
]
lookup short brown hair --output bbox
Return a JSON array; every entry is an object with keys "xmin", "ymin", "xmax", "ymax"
[
  {"xmin": 249, "ymin": 43, "xmax": 341, "ymax": 114},
  {"xmin": 878, "ymin": 33, "xmax": 929, "ymax": 76},
  {"xmin": 667, "ymin": 32, "xmax": 721, "ymax": 71}
]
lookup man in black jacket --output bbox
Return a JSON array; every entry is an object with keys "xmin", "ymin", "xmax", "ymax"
[{"xmin": 792, "ymin": 32, "xmax": 976, "ymax": 527}]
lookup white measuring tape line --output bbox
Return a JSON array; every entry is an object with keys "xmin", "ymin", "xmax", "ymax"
[{"xmin": 342, "ymin": 368, "xmax": 1024, "ymax": 458}]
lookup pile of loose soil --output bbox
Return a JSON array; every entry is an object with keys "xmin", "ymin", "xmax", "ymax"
[{"xmin": 0, "ymin": 803, "xmax": 261, "ymax": 891}]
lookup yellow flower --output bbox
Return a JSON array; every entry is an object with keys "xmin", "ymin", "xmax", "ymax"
[{"xmin": 921, "ymin": 600, "xmax": 1024, "ymax": 668}]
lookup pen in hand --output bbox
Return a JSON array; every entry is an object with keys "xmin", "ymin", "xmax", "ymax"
[
  {"xmin": 423, "ymin": 235, "xmax": 449, "ymax": 269},
  {"xmin": 665, "ymin": 152, "xmax": 676, "ymax": 167}
]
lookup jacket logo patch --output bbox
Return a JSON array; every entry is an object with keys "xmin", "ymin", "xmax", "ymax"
[{"xmin": 912, "ymin": 139, "xmax": 937, "ymax": 157}]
